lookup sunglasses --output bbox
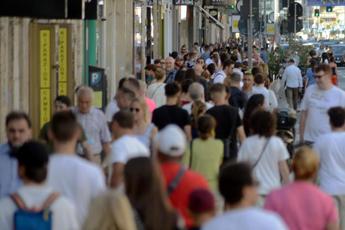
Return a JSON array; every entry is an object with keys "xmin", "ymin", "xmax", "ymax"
[
  {"xmin": 130, "ymin": 108, "xmax": 140, "ymax": 113},
  {"xmin": 314, "ymin": 75, "xmax": 323, "ymax": 79}
]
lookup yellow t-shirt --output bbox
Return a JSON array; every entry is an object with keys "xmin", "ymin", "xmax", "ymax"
[{"xmin": 189, "ymin": 138, "xmax": 223, "ymax": 191}]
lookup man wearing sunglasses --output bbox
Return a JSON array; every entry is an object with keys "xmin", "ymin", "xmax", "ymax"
[{"xmin": 300, "ymin": 64, "xmax": 345, "ymax": 145}]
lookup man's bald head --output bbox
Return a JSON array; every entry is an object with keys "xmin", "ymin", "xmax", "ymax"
[
  {"xmin": 165, "ymin": 56, "xmax": 175, "ymax": 72},
  {"xmin": 77, "ymin": 86, "xmax": 93, "ymax": 114}
]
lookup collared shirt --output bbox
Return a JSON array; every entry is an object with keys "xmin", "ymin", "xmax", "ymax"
[
  {"xmin": 165, "ymin": 70, "xmax": 177, "ymax": 83},
  {"xmin": 72, "ymin": 107, "xmax": 111, "ymax": 154},
  {"xmin": 282, "ymin": 64, "xmax": 303, "ymax": 88},
  {"xmin": 0, "ymin": 144, "xmax": 21, "ymax": 199}
]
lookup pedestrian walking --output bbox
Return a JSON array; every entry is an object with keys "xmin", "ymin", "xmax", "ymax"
[
  {"xmin": 0, "ymin": 111, "xmax": 32, "ymax": 198},
  {"xmin": 265, "ymin": 147, "xmax": 339, "ymax": 230},
  {"xmin": 47, "ymin": 111, "xmax": 106, "ymax": 225},
  {"xmin": 147, "ymin": 67, "xmax": 167, "ymax": 107},
  {"xmin": 109, "ymin": 110, "xmax": 149, "ymax": 188},
  {"xmin": 238, "ymin": 110, "xmax": 290, "ymax": 196},
  {"xmin": 156, "ymin": 125, "xmax": 209, "ymax": 228},
  {"xmin": 206, "ymin": 84, "xmax": 245, "ymax": 161},
  {"xmin": 0, "ymin": 141, "xmax": 79, "ymax": 230},
  {"xmin": 300, "ymin": 64, "xmax": 345, "ymax": 144},
  {"xmin": 314, "ymin": 107, "xmax": 345, "ymax": 229},
  {"xmin": 282, "ymin": 59, "xmax": 303, "ymax": 110},
  {"xmin": 242, "ymin": 94, "xmax": 265, "ymax": 136},
  {"xmin": 202, "ymin": 162, "xmax": 287, "ymax": 230},
  {"xmin": 125, "ymin": 157, "xmax": 184, "ymax": 230},
  {"xmin": 73, "ymin": 86, "xmax": 111, "ymax": 164}
]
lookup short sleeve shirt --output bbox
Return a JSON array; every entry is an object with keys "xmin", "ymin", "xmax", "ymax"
[
  {"xmin": 152, "ymin": 105, "xmax": 191, "ymax": 130},
  {"xmin": 300, "ymin": 85, "xmax": 345, "ymax": 142},
  {"xmin": 72, "ymin": 107, "xmax": 111, "ymax": 154}
]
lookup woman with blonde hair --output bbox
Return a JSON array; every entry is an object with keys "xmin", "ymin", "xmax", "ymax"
[
  {"xmin": 130, "ymin": 98, "xmax": 158, "ymax": 151},
  {"xmin": 265, "ymin": 147, "xmax": 339, "ymax": 230},
  {"xmin": 83, "ymin": 190, "xmax": 137, "ymax": 230}
]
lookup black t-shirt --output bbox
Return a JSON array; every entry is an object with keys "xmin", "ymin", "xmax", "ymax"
[
  {"xmin": 229, "ymin": 86, "xmax": 248, "ymax": 110},
  {"xmin": 207, "ymin": 105, "xmax": 242, "ymax": 160},
  {"xmin": 152, "ymin": 105, "xmax": 191, "ymax": 130},
  {"xmin": 206, "ymin": 105, "xmax": 242, "ymax": 139}
]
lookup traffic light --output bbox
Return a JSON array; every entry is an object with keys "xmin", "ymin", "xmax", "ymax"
[
  {"xmin": 229, "ymin": 4, "xmax": 235, "ymax": 10},
  {"xmin": 314, "ymin": 9, "xmax": 320, "ymax": 17},
  {"xmin": 287, "ymin": 2, "xmax": 303, "ymax": 33},
  {"xmin": 326, "ymin": 6, "xmax": 333, "ymax": 12}
]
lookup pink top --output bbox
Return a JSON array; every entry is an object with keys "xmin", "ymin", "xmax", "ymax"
[
  {"xmin": 264, "ymin": 181, "xmax": 338, "ymax": 230},
  {"xmin": 145, "ymin": 97, "xmax": 156, "ymax": 113}
]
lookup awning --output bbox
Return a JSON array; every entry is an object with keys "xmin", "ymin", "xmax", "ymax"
[{"xmin": 197, "ymin": 5, "xmax": 225, "ymax": 30}]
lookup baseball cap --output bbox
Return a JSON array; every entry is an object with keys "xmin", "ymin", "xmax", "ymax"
[{"xmin": 156, "ymin": 125, "xmax": 186, "ymax": 157}]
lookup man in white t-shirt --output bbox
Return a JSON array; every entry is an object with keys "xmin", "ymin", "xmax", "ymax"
[
  {"xmin": 213, "ymin": 59, "xmax": 234, "ymax": 84},
  {"xmin": 252, "ymin": 73, "xmax": 270, "ymax": 109},
  {"xmin": 300, "ymin": 64, "xmax": 345, "ymax": 144},
  {"xmin": 202, "ymin": 162, "xmax": 287, "ymax": 230},
  {"xmin": 109, "ymin": 110, "xmax": 149, "ymax": 188},
  {"xmin": 314, "ymin": 107, "xmax": 345, "ymax": 229},
  {"xmin": 47, "ymin": 111, "xmax": 106, "ymax": 225},
  {"xmin": 182, "ymin": 82, "xmax": 213, "ymax": 115},
  {"xmin": 0, "ymin": 141, "xmax": 78, "ymax": 230}
]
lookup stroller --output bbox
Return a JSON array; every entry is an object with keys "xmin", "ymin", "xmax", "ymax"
[{"xmin": 276, "ymin": 108, "xmax": 297, "ymax": 158}]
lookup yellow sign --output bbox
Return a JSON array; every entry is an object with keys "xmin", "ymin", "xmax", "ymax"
[
  {"xmin": 267, "ymin": 24, "xmax": 275, "ymax": 35},
  {"xmin": 93, "ymin": 91, "xmax": 103, "ymax": 108},
  {"xmin": 59, "ymin": 28, "xmax": 68, "ymax": 82},
  {"xmin": 40, "ymin": 30, "xmax": 51, "ymax": 88},
  {"xmin": 40, "ymin": 89, "xmax": 51, "ymax": 127},
  {"xmin": 58, "ymin": 82, "xmax": 68, "ymax": 96}
]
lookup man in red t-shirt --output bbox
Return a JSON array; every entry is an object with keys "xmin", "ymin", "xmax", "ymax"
[{"xmin": 156, "ymin": 125, "xmax": 209, "ymax": 228}]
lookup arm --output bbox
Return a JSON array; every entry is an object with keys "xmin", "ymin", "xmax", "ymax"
[
  {"xmin": 81, "ymin": 141, "xmax": 93, "ymax": 161},
  {"xmin": 299, "ymin": 110, "xmax": 308, "ymax": 143},
  {"xmin": 110, "ymin": 163, "xmax": 125, "ymax": 188},
  {"xmin": 278, "ymin": 160, "xmax": 290, "ymax": 185},
  {"xmin": 184, "ymin": 125, "xmax": 192, "ymax": 142},
  {"xmin": 236, "ymin": 126, "xmax": 246, "ymax": 144},
  {"xmin": 102, "ymin": 142, "xmax": 111, "ymax": 158}
]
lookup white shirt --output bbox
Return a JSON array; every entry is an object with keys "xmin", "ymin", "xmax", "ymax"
[
  {"xmin": 0, "ymin": 185, "xmax": 79, "ymax": 230},
  {"xmin": 252, "ymin": 85, "xmax": 270, "ymax": 109},
  {"xmin": 238, "ymin": 135, "xmax": 289, "ymax": 195},
  {"xmin": 213, "ymin": 70, "xmax": 226, "ymax": 84},
  {"xmin": 182, "ymin": 101, "xmax": 214, "ymax": 115},
  {"xmin": 268, "ymin": 89, "xmax": 278, "ymax": 111},
  {"xmin": 110, "ymin": 135, "xmax": 149, "ymax": 164},
  {"xmin": 314, "ymin": 132, "xmax": 345, "ymax": 195},
  {"xmin": 202, "ymin": 207, "xmax": 287, "ymax": 230},
  {"xmin": 282, "ymin": 64, "xmax": 303, "ymax": 88},
  {"xmin": 147, "ymin": 82, "xmax": 166, "ymax": 108},
  {"xmin": 105, "ymin": 99, "xmax": 119, "ymax": 122},
  {"xmin": 301, "ymin": 85, "xmax": 345, "ymax": 142},
  {"xmin": 47, "ymin": 154, "xmax": 106, "ymax": 225}
]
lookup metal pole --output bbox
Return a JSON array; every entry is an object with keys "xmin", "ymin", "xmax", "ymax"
[
  {"xmin": 263, "ymin": 0, "xmax": 267, "ymax": 46},
  {"xmin": 294, "ymin": 2, "xmax": 296, "ymax": 36},
  {"xmin": 248, "ymin": 0, "xmax": 253, "ymax": 68}
]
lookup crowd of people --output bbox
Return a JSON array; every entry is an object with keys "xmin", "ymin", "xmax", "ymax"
[{"xmin": 1, "ymin": 41, "xmax": 345, "ymax": 230}]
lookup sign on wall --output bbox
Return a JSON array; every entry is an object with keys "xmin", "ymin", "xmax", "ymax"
[
  {"xmin": 174, "ymin": 0, "xmax": 194, "ymax": 5},
  {"xmin": 58, "ymin": 28, "xmax": 68, "ymax": 96},
  {"xmin": 307, "ymin": 0, "xmax": 345, "ymax": 6},
  {"xmin": 39, "ymin": 30, "xmax": 51, "ymax": 127}
]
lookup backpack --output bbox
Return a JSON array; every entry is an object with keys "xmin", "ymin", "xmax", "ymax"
[{"xmin": 11, "ymin": 192, "xmax": 59, "ymax": 230}]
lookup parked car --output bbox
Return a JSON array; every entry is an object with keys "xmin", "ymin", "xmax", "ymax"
[{"xmin": 330, "ymin": 45, "xmax": 345, "ymax": 66}]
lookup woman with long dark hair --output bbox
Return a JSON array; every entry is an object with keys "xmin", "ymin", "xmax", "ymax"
[
  {"xmin": 124, "ymin": 157, "xmax": 184, "ymax": 230},
  {"xmin": 242, "ymin": 94, "xmax": 265, "ymax": 136}
]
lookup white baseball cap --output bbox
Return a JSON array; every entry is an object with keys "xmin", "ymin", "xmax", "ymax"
[{"xmin": 156, "ymin": 125, "xmax": 186, "ymax": 157}]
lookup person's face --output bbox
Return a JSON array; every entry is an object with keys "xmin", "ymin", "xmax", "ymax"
[
  {"xmin": 314, "ymin": 70, "xmax": 331, "ymax": 90},
  {"xmin": 130, "ymin": 101, "xmax": 143, "ymax": 122},
  {"xmin": 6, "ymin": 119, "xmax": 32, "ymax": 147},
  {"xmin": 115, "ymin": 92, "xmax": 131, "ymax": 110},
  {"xmin": 181, "ymin": 47, "xmax": 187, "ymax": 54},
  {"xmin": 175, "ymin": 59, "xmax": 184, "ymax": 68},
  {"xmin": 165, "ymin": 58, "xmax": 175, "ymax": 72},
  {"xmin": 54, "ymin": 101, "xmax": 69, "ymax": 113},
  {"xmin": 197, "ymin": 59, "xmax": 205, "ymax": 66},
  {"xmin": 243, "ymin": 75, "xmax": 254, "ymax": 88},
  {"xmin": 77, "ymin": 95, "xmax": 92, "ymax": 114}
]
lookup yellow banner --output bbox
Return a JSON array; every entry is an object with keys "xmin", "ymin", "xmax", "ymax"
[
  {"xmin": 59, "ymin": 28, "xmax": 68, "ymax": 82},
  {"xmin": 40, "ymin": 30, "xmax": 51, "ymax": 88},
  {"xmin": 40, "ymin": 89, "xmax": 51, "ymax": 128},
  {"xmin": 58, "ymin": 82, "xmax": 68, "ymax": 96}
]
